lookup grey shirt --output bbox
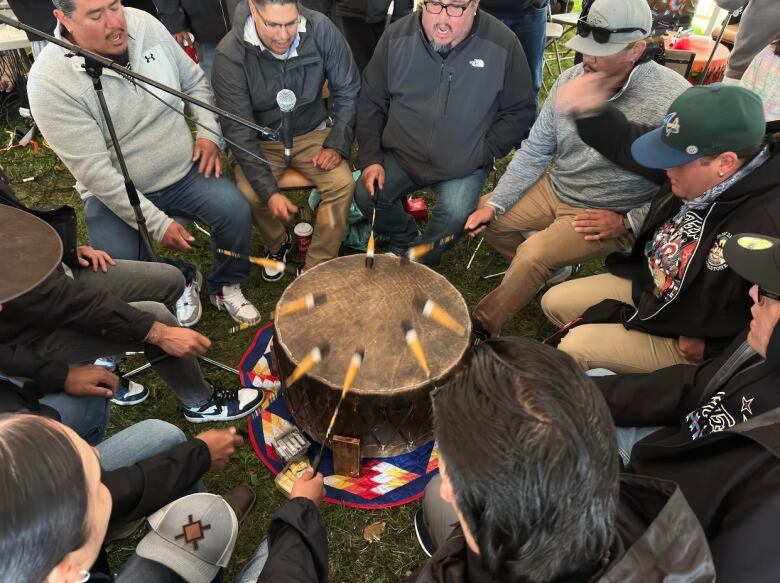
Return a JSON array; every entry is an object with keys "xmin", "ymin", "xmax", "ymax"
[{"xmin": 489, "ymin": 62, "xmax": 690, "ymax": 232}]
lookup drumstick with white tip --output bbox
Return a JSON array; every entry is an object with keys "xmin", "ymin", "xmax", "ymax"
[
  {"xmin": 217, "ymin": 248, "xmax": 298, "ymax": 275},
  {"xmin": 401, "ymin": 320, "xmax": 431, "ymax": 377},
  {"xmin": 406, "ymin": 234, "xmax": 456, "ymax": 262},
  {"xmin": 311, "ymin": 347, "xmax": 365, "ymax": 473},
  {"xmin": 413, "ymin": 296, "xmax": 466, "ymax": 336},
  {"xmin": 365, "ymin": 206, "xmax": 377, "ymax": 268},
  {"xmin": 275, "ymin": 293, "xmax": 328, "ymax": 318},
  {"xmin": 286, "ymin": 343, "xmax": 330, "ymax": 387}
]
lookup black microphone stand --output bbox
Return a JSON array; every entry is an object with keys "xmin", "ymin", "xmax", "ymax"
[{"xmin": 0, "ymin": 13, "xmax": 279, "ymax": 261}]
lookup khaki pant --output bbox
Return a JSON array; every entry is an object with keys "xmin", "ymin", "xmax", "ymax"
[
  {"xmin": 541, "ymin": 272, "xmax": 694, "ymax": 373},
  {"xmin": 233, "ymin": 128, "xmax": 355, "ymax": 270},
  {"xmin": 473, "ymin": 174, "xmax": 634, "ymax": 335}
]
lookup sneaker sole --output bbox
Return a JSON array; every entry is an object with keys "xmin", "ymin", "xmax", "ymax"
[
  {"xmin": 111, "ymin": 391, "xmax": 150, "ymax": 406},
  {"xmin": 178, "ymin": 271, "xmax": 204, "ymax": 328},
  {"xmin": 183, "ymin": 398, "xmax": 263, "ymax": 423}
]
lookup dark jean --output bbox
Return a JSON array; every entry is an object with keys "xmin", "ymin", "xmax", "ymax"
[
  {"xmin": 489, "ymin": 1, "xmax": 548, "ymax": 112},
  {"xmin": 85, "ymin": 163, "xmax": 252, "ymax": 294},
  {"xmin": 354, "ymin": 151, "xmax": 486, "ymax": 266}
]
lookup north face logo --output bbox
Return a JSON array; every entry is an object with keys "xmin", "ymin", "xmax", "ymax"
[{"xmin": 469, "ymin": 59, "xmax": 484, "ymax": 68}]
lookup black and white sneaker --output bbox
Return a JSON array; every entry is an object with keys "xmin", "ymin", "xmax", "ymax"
[
  {"xmin": 262, "ymin": 232, "xmax": 293, "ymax": 283},
  {"xmin": 413, "ymin": 509, "xmax": 435, "ymax": 558},
  {"xmin": 469, "ymin": 317, "xmax": 491, "ymax": 349},
  {"xmin": 111, "ymin": 376, "xmax": 150, "ymax": 406},
  {"xmin": 182, "ymin": 383, "xmax": 264, "ymax": 423}
]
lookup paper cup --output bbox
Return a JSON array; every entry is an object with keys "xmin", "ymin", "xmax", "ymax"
[{"xmin": 294, "ymin": 222, "xmax": 314, "ymax": 256}]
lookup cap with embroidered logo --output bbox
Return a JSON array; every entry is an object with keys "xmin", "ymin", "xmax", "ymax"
[
  {"xmin": 631, "ymin": 84, "xmax": 766, "ymax": 169},
  {"xmin": 565, "ymin": 0, "xmax": 651, "ymax": 57},
  {"xmin": 724, "ymin": 234, "xmax": 780, "ymax": 296},
  {"xmin": 136, "ymin": 493, "xmax": 238, "ymax": 583}
]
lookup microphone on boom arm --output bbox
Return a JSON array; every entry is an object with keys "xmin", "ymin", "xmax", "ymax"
[{"xmin": 276, "ymin": 89, "xmax": 296, "ymax": 167}]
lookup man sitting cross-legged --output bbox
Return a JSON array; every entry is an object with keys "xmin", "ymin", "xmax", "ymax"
[{"xmin": 411, "ymin": 337, "xmax": 714, "ymax": 582}]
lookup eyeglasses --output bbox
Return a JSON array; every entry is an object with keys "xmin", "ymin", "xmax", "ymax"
[
  {"xmin": 259, "ymin": 16, "xmax": 301, "ymax": 31},
  {"xmin": 576, "ymin": 18, "xmax": 646, "ymax": 44},
  {"xmin": 423, "ymin": 0, "xmax": 474, "ymax": 17},
  {"xmin": 758, "ymin": 286, "xmax": 780, "ymax": 304}
]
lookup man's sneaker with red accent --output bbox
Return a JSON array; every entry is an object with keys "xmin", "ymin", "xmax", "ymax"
[{"xmin": 210, "ymin": 283, "xmax": 261, "ymax": 324}]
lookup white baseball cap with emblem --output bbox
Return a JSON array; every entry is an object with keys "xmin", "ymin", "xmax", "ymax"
[
  {"xmin": 565, "ymin": 0, "xmax": 652, "ymax": 58},
  {"xmin": 136, "ymin": 493, "xmax": 239, "ymax": 583}
]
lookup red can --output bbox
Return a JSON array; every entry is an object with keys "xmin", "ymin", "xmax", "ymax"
[{"xmin": 294, "ymin": 222, "xmax": 314, "ymax": 256}]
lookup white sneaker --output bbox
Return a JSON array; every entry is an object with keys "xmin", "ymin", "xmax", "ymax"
[
  {"xmin": 210, "ymin": 283, "xmax": 261, "ymax": 324},
  {"xmin": 176, "ymin": 271, "xmax": 203, "ymax": 328}
]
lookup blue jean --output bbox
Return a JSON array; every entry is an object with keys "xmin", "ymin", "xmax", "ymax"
[
  {"xmin": 198, "ymin": 42, "xmax": 218, "ymax": 83},
  {"xmin": 615, "ymin": 426, "xmax": 663, "ymax": 466},
  {"xmin": 492, "ymin": 1, "xmax": 548, "ymax": 112},
  {"xmin": 85, "ymin": 163, "xmax": 252, "ymax": 294},
  {"xmin": 39, "ymin": 392, "xmax": 110, "ymax": 446},
  {"xmin": 354, "ymin": 150, "xmax": 486, "ymax": 266}
]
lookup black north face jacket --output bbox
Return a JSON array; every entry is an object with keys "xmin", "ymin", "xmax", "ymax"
[
  {"xmin": 357, "ymin": 10, "xmax": 535, "ymax": 186},
  {"xmin": 576, "ymin": 113, "xmax": 780, "ymax": 357}
]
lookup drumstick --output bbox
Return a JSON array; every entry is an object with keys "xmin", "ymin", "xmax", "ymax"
[
  {"xmin": 413, "ymin": 296, "xmax": 466, "ymax": 336},
  {"xmin": 311, "ymin": 347, "xmax": 364, "ymax": 473},
  {"xmin": 365, "ymin": 206, "xmax": 377, "ymax": 268},
  {"xmin": 229, "ymin": 322, "xmax": 258, "ymax": 334},
  {"xmin": 401, "ymin": 320, "xmax": 430, "ymax": 377},
  {"xmin": 406, "ymin": 234, "xmax": 456, "ymax": 262},
  {"xmin": 276, "ymin": 293, "xmax": 328, "ymax": 318},
  {"xmin": 286, "ymin": 342, "xmax": 330, "ymax": 387},
  {"xmin": 216, "ymin": 248, "xmax": 298, "ymax": 275}
]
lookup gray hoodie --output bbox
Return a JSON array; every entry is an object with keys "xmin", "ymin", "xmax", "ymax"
[{"xmin": 28, "ymin": 7, "xmax": 223, "ymax": 241}]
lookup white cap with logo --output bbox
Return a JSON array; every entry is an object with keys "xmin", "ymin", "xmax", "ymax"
[{"xmin": 565, "ymin": 0, "xmax": 652, "ymax": 58}]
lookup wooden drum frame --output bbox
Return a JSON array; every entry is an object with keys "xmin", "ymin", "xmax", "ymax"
[{"xmin": 274, "ymin": 254, "xmax": 471, "ymax": 458}]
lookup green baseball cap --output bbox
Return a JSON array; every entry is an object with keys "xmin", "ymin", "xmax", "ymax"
[{"xmin": 631, "ymin": 84, "xmax": 766, "ymax": 169}]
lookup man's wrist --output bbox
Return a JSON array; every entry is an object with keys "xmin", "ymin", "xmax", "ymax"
[{"xmin": 145, "ymin": 321, "xmax": 167, "ymax": 345}]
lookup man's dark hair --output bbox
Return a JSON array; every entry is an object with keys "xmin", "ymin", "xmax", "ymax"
[
  {"xmin": 0, "ymin": 415, "xmax": 90, "ymax": 582},
  {"xmin": 251, "ymin": 0, "xmax": 299, "ymax": 7},
  {"xmin": 52, "ymin": 0, "xmax": 77, "ymax": 18},
  {"xmin": 433, "ymin": 338, "xmax": 620, "ymax": 582}
]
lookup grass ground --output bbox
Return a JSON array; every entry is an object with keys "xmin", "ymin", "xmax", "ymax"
[{"xmin": 0, "ymin": 13, "xmax": 597, "ymax": 581}]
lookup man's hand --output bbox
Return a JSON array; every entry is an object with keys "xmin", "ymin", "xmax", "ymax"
[
  {"xmin": 146, "ymin": 321, "xmax": 211, "ymax": 358},
  {"xmin": 161, "ymin": 222, "xmax": 196, "ymax": 251},
  {"xmin": 172, "ymin": 30, "xmax": 192, "ymax": 47},
  {"xmin": 360, "ymin": 164, "xmax": 385, "ymax": 197},
  {"xmin": 291, "ymin": 467, "xmax": 326, "ymax": 507},
  {"xmin": 555, "ymin": 72, "xmax": 612, "ymax": 117},
  {"xmin": 193, "ymin": 138, "xmax": 222, "ymax": 178},
  {"xmin": 77, "ymin": 246, "xmax": 116, "ymax": 272},
  {"xmin": 268, "ymin": 193, "xmax": 299, "ymax": 221},
  {"xmin": 571, "ymin": 209, "xmax": 627, "ymax": 241},
  {"xmin": 464, "ymin": 205, "xmax": 497, "ymax": 237},
  {"xmin": 64, "ymin": 364, "xmax": 118, "ymax": 398},
  {"xmin": 679, "ymin": 336, "xmax": 706, "ymax": 362},
  {"xmin": 311, "ymin": 148, "xmax": 342, "ymax": 171},
  {"xmin": 196, "ymin": 427, "xmax": 244, "ymax": 471}
]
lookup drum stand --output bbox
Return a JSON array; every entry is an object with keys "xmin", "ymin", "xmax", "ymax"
[{"xmin": 700, "ymin": 10, "xmax": 733, "ymax": 85}]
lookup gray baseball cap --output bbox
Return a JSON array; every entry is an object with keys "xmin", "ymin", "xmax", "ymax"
[
  {"xmin": 136, "ymin": 493, "xmax": 239, "ymax": 583},
  {"xmin": 565, "ymin": 0, "xmax": 652, "ymax": 58}
]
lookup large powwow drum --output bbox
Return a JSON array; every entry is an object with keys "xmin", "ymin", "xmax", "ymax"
[{"xmin": 274, "ymin": 254, "xmax": 471, "ymax": 457}]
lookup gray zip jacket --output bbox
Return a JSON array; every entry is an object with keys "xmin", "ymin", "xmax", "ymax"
[
  {"xmin": 357, "ymin": 10, "xmax": 535, "ymax": 185},
  {"xmin": 489, "ymin": 62, "xmax": 690, "ymax": 232},
  {"xmin": 27, "ymin": 7, "xmax": 222, "ymax": 241},
  {"xmin": 212, "ymin": 3, "xmax": 360, "ymax": 203}
]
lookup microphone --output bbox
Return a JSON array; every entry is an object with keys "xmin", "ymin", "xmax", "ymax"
[{"xmin": 276, "ymin": 89, "xmax": 296, "ymax": 167}]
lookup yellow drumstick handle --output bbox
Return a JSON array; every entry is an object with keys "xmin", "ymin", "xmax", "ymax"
[
  {"xmin": 341, "ymin": 348, "xmax": 365, "ymax": 397},
  {"xmin": 401, "ymin": 320, "xmax": 430, "ymax": 377},
  {"xmin": 276, "ymin": 293, "xmax": 327, "ymax": 318},
  {"xmin": 366, "ymin": 207, "xmax": 377, "ymax": 268},
  {"xmin": 217, "ymin": 248, "xmax": 288, "ymax": 274},
  {"xmin": 229, "ymin": 322, "xmax": 253, "ymax": 334},
  {"xmin": 415, "ymin": 297, "xmax": 466, "ymax": 336},
  {"xmin": 286, "ymin": 343, "xmax": 330, "ymax": 387}
]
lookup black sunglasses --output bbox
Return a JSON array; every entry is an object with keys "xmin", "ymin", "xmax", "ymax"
[
  {"xmin": 576, "ymin": 18, "xmax": 646, "ymax": 44},
  {"xmin": 758, "ymin": 286, "xmax": 780, "ymax": 303}
]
